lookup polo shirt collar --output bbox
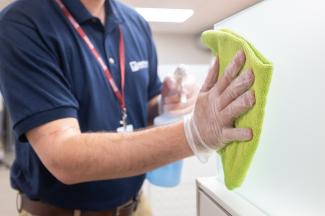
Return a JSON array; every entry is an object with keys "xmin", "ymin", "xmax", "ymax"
[
  {"xmin": 106, "ymin": 0, "xmax": 124, "ymax": 25},
  {"xmin": 105, "ymin": 0, "xmax": 124, "ymax": 33},
  {"xmin": 61, "ymin": 0, "xmax": 124, "ymax": 26},
  {"xmin": 61, "ymin": 0, "xmax": 92, "ymax": 24}
]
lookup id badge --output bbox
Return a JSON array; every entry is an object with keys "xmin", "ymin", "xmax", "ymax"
[{"xmin": 117, "ymin": 124, "xmax": 134, "ymax": 133}]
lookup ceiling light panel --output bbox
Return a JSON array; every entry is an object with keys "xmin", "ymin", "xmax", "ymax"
[{"xmin": 135, "ymin": 8, "xmax": 194, "ymax": 23}]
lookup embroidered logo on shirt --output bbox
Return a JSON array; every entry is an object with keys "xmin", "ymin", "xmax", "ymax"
[{"xmin": 129, "ymin": 61, "xmax": 149, "ymax": 72}]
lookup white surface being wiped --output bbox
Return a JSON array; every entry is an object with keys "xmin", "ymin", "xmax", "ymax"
[{"xmin": 213, "ymin": 0, "xmax": 325, "ymax": 215}]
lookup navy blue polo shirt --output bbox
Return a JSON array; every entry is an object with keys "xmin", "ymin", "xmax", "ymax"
[{"xmin": 0, "ymin": 0, "xmax": 162, "ymax": 211}]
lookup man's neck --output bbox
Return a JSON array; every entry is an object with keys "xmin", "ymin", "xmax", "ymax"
[{"xmin": 80, "ymin": 0, "xmax": 106, "ymax": 24}]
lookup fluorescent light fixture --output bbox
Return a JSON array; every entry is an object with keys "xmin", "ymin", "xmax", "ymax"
[{"xmin": 135, "ymin": 8, "xmax": 194, "ymax": 23}]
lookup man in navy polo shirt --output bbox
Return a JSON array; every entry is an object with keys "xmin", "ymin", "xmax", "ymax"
[{"xmin": 0, "ymin": 0, "xmax": 255, "ymax": 215}]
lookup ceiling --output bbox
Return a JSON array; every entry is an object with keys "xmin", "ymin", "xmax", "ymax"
[
  {"xmin": 0, "ymin": 0, "xmax": 262, "ymax": 34},
  {"xmin": 122, "ymin": 0, "xmax": 261, "ymax": 34}
]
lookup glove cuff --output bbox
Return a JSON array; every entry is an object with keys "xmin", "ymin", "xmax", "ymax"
[{"xmin": 183, "ymin": 114, "xmax": 213, "ymax": 163}]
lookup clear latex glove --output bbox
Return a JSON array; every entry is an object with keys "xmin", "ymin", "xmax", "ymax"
[
  {"xmin": 161, "ymin": 68, "xmax": 199, "ymax": 116},
  {"xmin": 184, "ymin": 51, "xmax": 256, "ymax": 162}
]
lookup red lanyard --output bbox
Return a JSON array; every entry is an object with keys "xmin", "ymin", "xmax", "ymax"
[{"xmin": 55, "ymin": 0, "xmax": 128, "ymax": 126}]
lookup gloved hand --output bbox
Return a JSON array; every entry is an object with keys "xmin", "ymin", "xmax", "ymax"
[
  {"xmin": 184, "ymin": 50, "xmax": 255, "ymax": 162},
  {"xmin": 161, "ymin": 68, "xmax": 199, "ymax": 116}
]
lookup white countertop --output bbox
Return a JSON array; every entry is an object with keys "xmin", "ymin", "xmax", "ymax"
[{"xmin": 197, "ymin": 177, "xmax": 266, "ymax": 216}]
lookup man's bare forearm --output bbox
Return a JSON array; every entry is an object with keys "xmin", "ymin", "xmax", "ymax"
[{"xmin": 38, "ymin": 121, "xmax": 192, "ymax": 185}]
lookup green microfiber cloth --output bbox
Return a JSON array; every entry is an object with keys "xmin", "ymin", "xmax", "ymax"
[{"xmin": 201, "ymin": 29, "xmax": 273, "ymax": 190}]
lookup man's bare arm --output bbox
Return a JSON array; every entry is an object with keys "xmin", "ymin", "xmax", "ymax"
[
  {"xmin": 27, "ymin": 51, "xmax": 254, "ymax": 186},
  {"xmin": 27, "ymin": 118, "xmax": 192, "ymax": 185}
]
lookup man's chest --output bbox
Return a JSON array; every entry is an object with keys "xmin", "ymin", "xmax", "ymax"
[{"xmin": 58, "ymin": 26, "xmax": 151, "ymax": 104}]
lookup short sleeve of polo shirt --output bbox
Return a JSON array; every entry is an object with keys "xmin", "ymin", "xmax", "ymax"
[
  {"xmin": 145, "ymin": 23, "xmax": 162, "ymax": 100},
  {"xmin": 0, "ymin": 20, "xmax": 79, "ymax": 142}
]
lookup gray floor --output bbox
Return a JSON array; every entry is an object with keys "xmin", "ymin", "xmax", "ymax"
[{"xmin": 0, "ymin": 167, "xmax": 17, "ymax": 216}]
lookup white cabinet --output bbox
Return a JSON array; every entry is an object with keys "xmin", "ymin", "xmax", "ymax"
[
  {"xmin": 198, "ymin": 190, "xmax": 230, "ymax": 216},
  {"xmin": 196, "ymin": 177, "xmax": 266, "ymax": 216}
]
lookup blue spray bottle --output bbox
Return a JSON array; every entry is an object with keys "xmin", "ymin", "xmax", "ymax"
[{"xmin": 146, "ymin": 65, "xmax": 189, "ymax": 187}]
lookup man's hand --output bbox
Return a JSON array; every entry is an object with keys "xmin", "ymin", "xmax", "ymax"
[
  {"xmin": 161, "ymin": 72, "xmax": 199, "ymax": 116},
  {"xmin": 184, "ymin": 50, "xmax": 255, "ymax": 162}
]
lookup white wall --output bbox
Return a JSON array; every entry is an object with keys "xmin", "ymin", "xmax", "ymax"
[
  {"xmin": 214, "ymin": 0, "xmax": 325, "ymax": 215},
  {"xmin": 153, "ymin": 33, "xmax": 211, "ymax": 65}
]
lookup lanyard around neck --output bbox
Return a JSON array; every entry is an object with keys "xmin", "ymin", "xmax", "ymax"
[{"xmin": 54, "ymin": 0, "xmax": 126, "ymax": 113}]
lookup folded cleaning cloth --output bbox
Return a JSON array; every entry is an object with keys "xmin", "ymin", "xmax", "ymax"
[{"xmin": 201, "ymin": 29, "xmax": 273, "ymax": 190}]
